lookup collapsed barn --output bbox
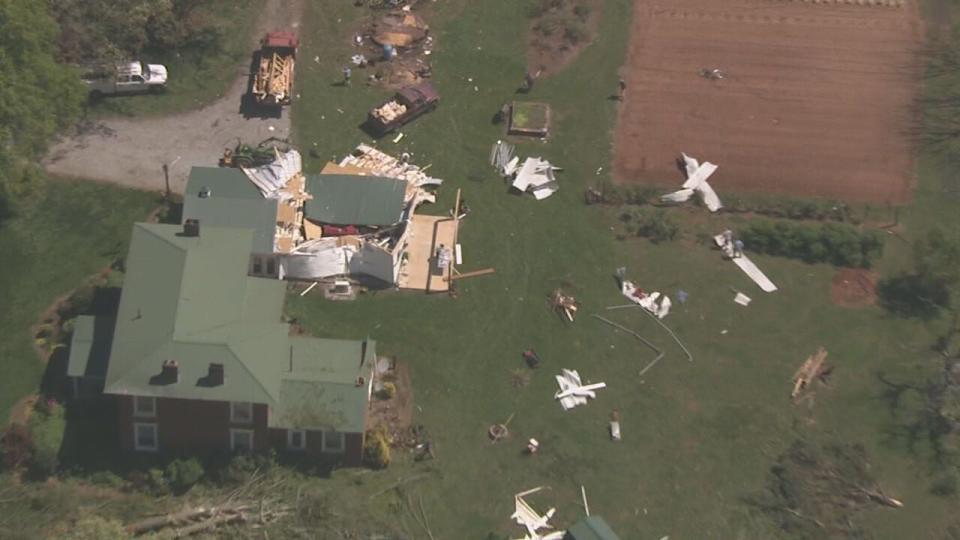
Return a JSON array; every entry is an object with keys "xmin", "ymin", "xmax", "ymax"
[{"xmin": 181, "ymin": 144, "xmax": 449, "ymax": 290}]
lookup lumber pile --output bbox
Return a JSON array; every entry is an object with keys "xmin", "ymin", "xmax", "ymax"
[
  {"xmin": 791, "ymin": 347, "xmax": 830, "ymax": 400},
  {"xmin": 551, "ymin": 288, "xmax": 579, "ymax": 322},
  {"xmin": 255, "ymin": 52, "xmax": 293, "ymax": 102},
  {"xmin": 373, "ymin": 100, "xmax": 408, "ymax": 122}
]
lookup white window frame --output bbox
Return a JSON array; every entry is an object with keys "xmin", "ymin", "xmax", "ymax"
[
  {"xmin": 230, "ymin": 429, "xmax": 254, "ymax": 452},
  {"xmin": 230, "ymin": 401, "xmax": 253, "ymax": 424},
  {"xmin": 134, "ymin": 422, "xmax": 158, "ymax": 451},
  {"xmin": 321, "ymin": 430, "xmax": 345, "ymax": 454},
  {"xmin": 133, "ymin": 396, "xmax": 156, "ymax": 418},
  {"xmin": 287, "ymin": 429, "xmax": 306, "ymax": 451}
]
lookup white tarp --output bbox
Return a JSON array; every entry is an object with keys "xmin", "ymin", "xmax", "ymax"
[{"xmin": 242, "ymin": 149, "xmax": 302, "ymax": 199}]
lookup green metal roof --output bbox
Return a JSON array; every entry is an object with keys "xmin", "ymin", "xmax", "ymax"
[
  {"xmin": 182, "ymin": 167, "xmax": 278, "ymax": 254},
  {"xmin": 565, "ymin": 516, "xmax": 621, "ymax": 540},
  {"xmin": 67, "ymin": 315, "xmax": 115, "ymax": 378},
  {"xmin": 304, "ymin": 174, "xmax": 407, "ymax": 226},
  {"xmin": 103, "ymin": 223, "xmax": 288, "ymax": 405},
  {"xmin": 269, "ymin": 338, "xmax": 375, "ymax": 433},
  {"xmin": 101, "ymin": 223, "xmax": 374, "ymax": 433}
]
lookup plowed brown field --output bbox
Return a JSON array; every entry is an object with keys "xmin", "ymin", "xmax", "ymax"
[{"xmin": 614, "ymin": 0, "xmax": 924, "ymax": 203}]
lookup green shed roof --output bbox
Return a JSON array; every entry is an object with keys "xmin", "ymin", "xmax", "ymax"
[
  {"xmin": 101, "ymin": 223, "xmax": 374, "ymax": 433},
  {"xmin": 182, "ymin": 167, "xmax": 278, "ymax": 254},
  {"xmin": 67, "ymin": 315, "xmax": 115, "ymax": 378},
  {"xmin": 565, "ymin": 516, "xmax": 621, "ymax": 540},
  {"xmin": 304, "ymin": 174, "xmax": 407, "ymax": 226}
]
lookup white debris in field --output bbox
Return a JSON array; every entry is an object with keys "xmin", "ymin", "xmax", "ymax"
[
  {"xmin": 661, "ymin": 152, "xmax": 723, "ymax": 212},
  {"xmin": 621, "ymin": 280, "xmax": 671, "ymax": 319},
  {"xmin": 554, "ymin": 369, "xmax": 606, "ymax": 410}
]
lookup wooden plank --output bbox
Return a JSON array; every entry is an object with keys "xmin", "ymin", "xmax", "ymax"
[{"xmin": 444, "ymin": 267, "xmax": 495, "ymax": 282}]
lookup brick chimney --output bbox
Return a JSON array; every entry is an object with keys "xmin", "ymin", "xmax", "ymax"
[
  {"xmin": 183, "ymin": 219, "xmax": 200, "ymax": 237},
  {"xmin": 161, "ymin": 359, "xmax": 180, "ymax": 383},
  {"xmin": 208, "ymin": 363, "xmax": 224, "ymax": 386}
]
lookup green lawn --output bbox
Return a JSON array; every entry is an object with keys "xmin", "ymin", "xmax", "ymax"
[
  {"xmin": 84, "ymin": 0, "xmax": 259, "ymax": 118},
  {"xmin": 284, "ymin": 0, "xmax": 960, "ymax": 538},
  {"xmin": 0, "ymin": 179, "xmax": 159, "ymax": 420}
]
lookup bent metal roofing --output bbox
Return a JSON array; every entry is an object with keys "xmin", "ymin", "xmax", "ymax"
[
  {"xmin": 101, "ymin": 223, "xmax": 372, "ymax": 431},
  {"xmin": 304, "ymin": 174, "xmax": 406, "ymax": 226}
]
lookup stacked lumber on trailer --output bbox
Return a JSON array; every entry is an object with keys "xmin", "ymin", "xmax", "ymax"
[{"xmin": 256, "ymin": 52, "xmax": 293, "ymax": 101}]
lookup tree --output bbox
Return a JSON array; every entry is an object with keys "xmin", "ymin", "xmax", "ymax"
[
  {"xmin": 28, "ymin": 399, "xmax": 66, "ymax": 476},
  {"xmin": 0, "ymin": 0, "xmax": 85, "ymax": 215},
  {"xmin": 69, "ymin": 516, "xmax": 130, "ymax": 540}
]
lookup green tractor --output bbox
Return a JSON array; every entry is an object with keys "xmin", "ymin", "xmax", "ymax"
[{"xmin": 220, "ymin": 137, "xmax": 292, "ymax": 168}]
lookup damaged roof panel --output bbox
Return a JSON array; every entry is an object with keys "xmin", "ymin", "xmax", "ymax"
[{"xmin": 304, "ymin": 174, "xmax": 407, "ymax": 226}]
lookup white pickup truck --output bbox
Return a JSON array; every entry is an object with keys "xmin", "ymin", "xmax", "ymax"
[{"xmin": 83, "ymin": 61, "xmax": 168, "ymax": 96}]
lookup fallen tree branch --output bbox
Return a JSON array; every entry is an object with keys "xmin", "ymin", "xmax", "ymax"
[{"xmin": 368, "ymin": 473, "xmax": 431, "ymax": 500}]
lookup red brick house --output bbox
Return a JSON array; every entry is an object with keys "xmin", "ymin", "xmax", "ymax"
[{"xmin": 68, "ymin": 223, "xmax": 374, "ymax": 465}]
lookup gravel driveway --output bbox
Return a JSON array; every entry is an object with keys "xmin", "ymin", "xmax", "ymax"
[{"xmin": 44, "ymin": 0, "xmax": 304, "ymax": 195}]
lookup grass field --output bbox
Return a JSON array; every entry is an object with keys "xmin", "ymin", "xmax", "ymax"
[
  {"xmin": 0, "ymin": 180, "xmax": 159, "ymax": 420},
  {"xmin": 84, "ymin": 0, "xmax": 259, "ymax": 118},
  {"xmin": 284, "ymin": 0, "xmax": 958, "ymax": 538}
]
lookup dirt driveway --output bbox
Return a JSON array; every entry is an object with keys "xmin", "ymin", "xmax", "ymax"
[
  {"xmin": 43, "ymin": 0, "xmax": 305, "ymax": 195},
  {"xmin": 613, "ymin": 0, "xmax": 923, "ymax": 203}
]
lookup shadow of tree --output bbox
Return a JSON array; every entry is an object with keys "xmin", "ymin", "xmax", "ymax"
[{"xmin": 877, "ymin": 274, "xmax": 949, "ymax": 320}]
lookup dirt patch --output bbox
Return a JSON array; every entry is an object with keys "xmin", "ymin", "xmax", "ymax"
[
  {"xmin": 613, "ymin": 0, "xmax": 923, "ymax": 203},
  {"xmin": 349, "ymin": 6, "xmax": 436, "ymax": 91},
  {"xmin": 369, "ymin": 360, "xmax": 414, "ymax": 444},
  {"xmin": 831, "ymin": 268, "xmax": 879, "ymax": 308},
  {"xmin": 527, "ymin": 0, "xmax": 603, "ymax": 77},
  {"xmin": 42, "ymin": 0, "xmax": 305, "ymax": 194}
]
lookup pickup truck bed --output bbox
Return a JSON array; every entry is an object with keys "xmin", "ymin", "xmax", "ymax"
[{"xmin": 367, "ymin": 81, "xmax": 439, "ymax": 135}]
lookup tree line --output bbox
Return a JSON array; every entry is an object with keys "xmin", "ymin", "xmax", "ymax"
[{"xmin": 0, "ymin": 0, "xmax": 225, "ymax": 221}]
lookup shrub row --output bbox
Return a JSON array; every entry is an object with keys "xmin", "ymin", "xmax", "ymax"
[
  {"xmin": 740, "ymin": 220, "xmax": 884, "ymax": 268},
  {"xmin": 619, "ymin": 208, "xmax": 679, "ymax": 244},
  {"xmin": 586, "ymin": 181, "xmax": 881, "ymax": 225}
]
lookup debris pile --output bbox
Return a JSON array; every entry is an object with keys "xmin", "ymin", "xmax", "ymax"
[
  {"xmin": 340, "ymin": 143, "xmax": 443, "ymax": 189},
  {"xmin": 713, "ymin": 230, "xmax": 778, "ymax": 293},
  {"xmin": 510, "ymin": 487, "xmax": 565, "ymax": 540},
  {"xmin": 620, "ymin": 280, "xmax": 671, "ymax": 319},
  {"xmin": 661, "ymin": 152, "xmax": 722, "ymax": 212},
  {"xmin": 791, "ymin": 347, "xmax": 832, "ymax": 400},
  {"xmin": 353, "ymin": 7, "xmax": 434, "ymax": 88},
  {"xmin": 554, "ymin": 369, "xmax": 606, "ymax": 411},
  {"xmin": 490, "ymin": 140, "xmax": 519, "ymax": 177},
  {"xmin": 489, "ymin": 141, "xmax": 561, "ymax": 200},
  {"xmin": 550, "ymin": 288, "xmax": 579, "ymax": 322},
  {"xmin": 372, "ymin": 11, "xmax": 429, "ymax": 49}
]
